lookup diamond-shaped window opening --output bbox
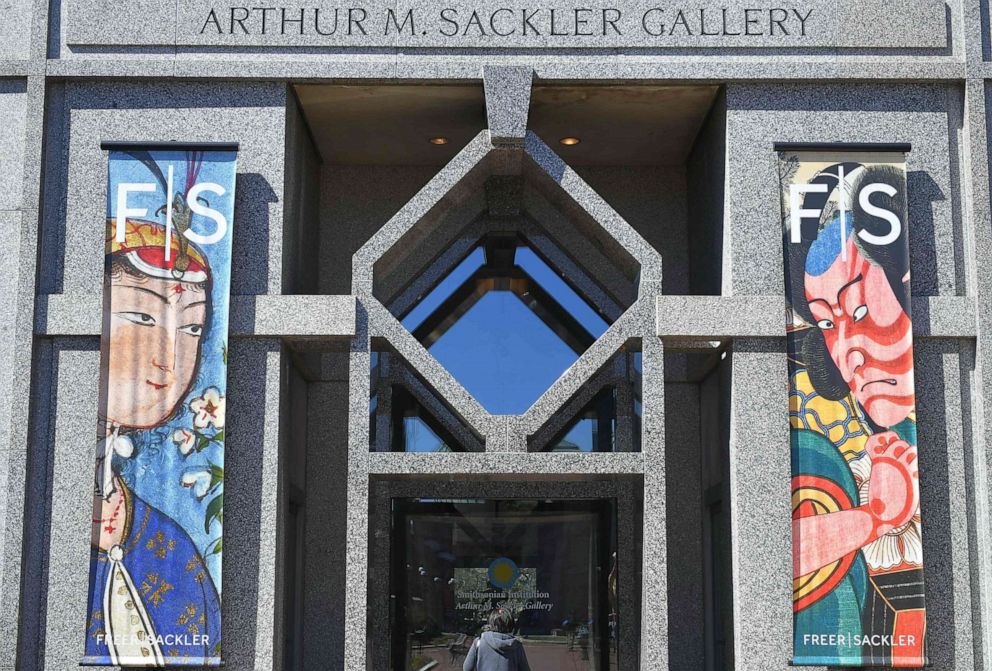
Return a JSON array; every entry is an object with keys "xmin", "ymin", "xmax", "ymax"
[
  {"xmin": 357, "ymin": 131, "xmax": 662, "ymax": 422},
  {"xmin": 527, "ymin": 342, "xmax": 642, "ymax": 453},
  {"xmin": 370, "ymin": 348, "xmax": 485, "ymax": 453},
  {"xmin": 393, "ymin": 233, "xmax": 613, "ymax": 415}
]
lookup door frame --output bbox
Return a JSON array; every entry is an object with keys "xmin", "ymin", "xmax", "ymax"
[{"xmin": 368, "ymin": 477, "xmax": 642, "ymax": 670}]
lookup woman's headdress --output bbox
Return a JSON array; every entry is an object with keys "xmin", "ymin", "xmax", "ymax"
[{"xmin": 106, "ymin": 218, "xmax": 209, "ymax": 283}]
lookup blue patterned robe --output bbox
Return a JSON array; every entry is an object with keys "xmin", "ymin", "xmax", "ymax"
[{"xmin": 84, "ymin": 486, "xmax": 221, "ymax": 666}]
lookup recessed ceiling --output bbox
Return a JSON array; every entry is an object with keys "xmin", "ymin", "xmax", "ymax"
[
  {"xmin": 295, "ymin": 83, "xmax": 719, "ymax": 167},
  {"xmin": 295, "ymin": 84, "xmax": 486, "ymax": 166},
  {"xmin": 530, "ymin": 85, "xmax": 720, "ymax": 166}
]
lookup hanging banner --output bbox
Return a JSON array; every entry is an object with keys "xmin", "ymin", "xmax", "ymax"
[
  {"xmin": 779, "ymin": 146, "xmax": 926, "ymax": 667},
  {"xmin": 84, "ymin": 143, "xmax": 237, "ymax": 666}
]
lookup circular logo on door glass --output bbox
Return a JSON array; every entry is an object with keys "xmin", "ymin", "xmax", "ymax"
[{"xmin": 488, "ymin": 557, "xmax": 520, "ymax": 589}]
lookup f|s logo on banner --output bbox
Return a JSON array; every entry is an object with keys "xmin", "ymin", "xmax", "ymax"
[
  {"xmin": 115, "ymin": 179, "xmax": 229, "ymax": 248},
  {"xmin": 788, "ymin": 171, "xmax": 902, "ymax": 246}
]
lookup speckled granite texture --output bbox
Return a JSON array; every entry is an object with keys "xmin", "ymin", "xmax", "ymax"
[{"xmin": 4, "ymin": 5, "xmax": 992, "ymax": 671}]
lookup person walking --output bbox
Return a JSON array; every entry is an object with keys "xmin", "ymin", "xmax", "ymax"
[{"xmin": 463, "ymin": 609, "xmax": 532, "ymax": 671}]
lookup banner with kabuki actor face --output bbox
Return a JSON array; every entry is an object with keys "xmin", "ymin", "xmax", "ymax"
[
  {"xmin": 84, "ymin": 145, "xmax": 237, "ymax": 666},
  {"xmin": 779, "ymin": 148, "xmax": 926, "ymax": 667}
]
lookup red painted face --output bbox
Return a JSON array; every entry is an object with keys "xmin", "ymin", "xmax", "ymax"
[{"xmin": 805, "ymin": 238, "xmax": 914, "ymax": 426}]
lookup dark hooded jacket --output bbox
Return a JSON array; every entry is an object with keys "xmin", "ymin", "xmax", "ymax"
[{"xmin": 462, "ymin": 631, "xmax": 532, "ymax": 671}]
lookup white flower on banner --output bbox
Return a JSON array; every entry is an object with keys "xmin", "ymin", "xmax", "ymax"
[
  {"xmin": 854, "ymin": 451, "xmax": 925, "ymax": 570},
  {"xmin": 190, "ymin": 387, "xmax": 225, "ymax": 430},
  {"xmin": 861, "ymin": 518, "xmax": 923, "ymax": 570},
  {"xmin": 181, "ymin": 469, "xmax": 212, "ymax": 500},
  {"xmin": 172, "ymin": 428, "xmax": 196, "ymax": 456}
]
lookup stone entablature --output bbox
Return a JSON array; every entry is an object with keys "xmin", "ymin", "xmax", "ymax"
[{"xmin": 64, "ymin": 0, "xmax": 946, "ymax": 50}]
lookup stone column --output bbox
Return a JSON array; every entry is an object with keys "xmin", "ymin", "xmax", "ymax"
[
  {"xmin": 343, "ymin": 301, "xmax": 372, "ymax": 670},
  {"xmin": 24, "ymin": 80, "xmax": 292, "ymax": 671},
  {"xmin": 36, "ymin": 343, "xmax": 101, "ymax": 670},
  {"xmin": 0, "ymin": 74, "xmax": 44, "ymax": 671},
  {"xmin": 726, "ymin": 338, "xmax": 792, "ymax": 670},
  {"xmin": 302, "ymin": 369, "xmax": 350, "ymax": 669},
  {"xmin": 961, "ymin": 76, "xmax": 992, "ymax": 670},
  {"xmin": 639, "ymin": 333, "xmax": 669, "ymax": 670},
  {"xmin": 225, "ymin": 340, "xmax": 288, "ymax": 671},
  {"xmin": 0, "ymin": 1, "xmax": 48, "ymax": 663}
]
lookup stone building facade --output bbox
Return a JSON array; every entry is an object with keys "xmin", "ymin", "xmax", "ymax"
[{"xmin": 1, "ymin": 1, "xmax": 991, "ymax": 670}]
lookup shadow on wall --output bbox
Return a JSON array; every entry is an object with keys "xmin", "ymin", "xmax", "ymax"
[
  {"xmin": 231, "ymin": 172, "xmax": 278, "ymax": 295},
  {"xmin": 905, "ymin": 170, "xmax": 945, "ymax": 297},
  {"xmin": 223, "ymin": 338, "xmax": 279, "ymax": 668},
  {"xmin": 914, "ymin": 339, "xmax": 960, "ymax": 669}
]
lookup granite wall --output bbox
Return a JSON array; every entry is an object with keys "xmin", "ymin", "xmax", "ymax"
[{"xmin": 2, "ymin": 2, "xmax": 992, "ymax": 671}]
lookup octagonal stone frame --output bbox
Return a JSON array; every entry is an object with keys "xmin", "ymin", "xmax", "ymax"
[
  {"xmin": 352, "ymin": 129, "xmax": 662, "ymax": 449},
  {"xmin": 343, "ymin": 67, "xmax": 669, "ymax": 671}
]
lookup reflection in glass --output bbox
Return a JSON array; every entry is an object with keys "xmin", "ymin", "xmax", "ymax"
[
  {"xmin": 391, "ymin": 386, "xmax": 454, "ymax": 453},
  {"xmin": 551, "ymin": 387, "xmax": 616, "ymax": 452},
  {"xmin": 391, "ymin": 499, "xmax": 619, "ymax": 671},
  {"xmin": 370, "ymin": 351, "xmax": 481, "ymax": 452},
  {"xmin": 429, "ymin": 292, "xmax": 578, "ymax": 415},
  {"xmin": 514, "ymin": 247, "xmax": 608, "ymax": 338},
  {"xmin": 402, "ymin": 248, "xmax": 486, "ymax": 333},
  {"xmin": 533, "ymin": 347, "xmax": 642, "ymax": 453},
  {"xmin": 397, "ymin": 233, "xmax": 613, "ymax": 416}
]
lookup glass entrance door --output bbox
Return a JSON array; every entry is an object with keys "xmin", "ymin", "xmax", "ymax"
[{"xmin": 390, "ymin": 498, "xmax": 619, "ymax": 671}]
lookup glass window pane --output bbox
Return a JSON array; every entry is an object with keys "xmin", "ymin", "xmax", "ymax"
[
  {"xmin": 528, "ymin": 347, "xmax": 640, "ymax": 453},
  {"xmin": 392, "ymin": 499, "xmax": 619, "ymax": 671},
  {"xmin": 428, "ymin": 292, "xmax": 579, "ymax": 415},
  {"xmin": 370, "ymin": 351, "xmax": 482, "ymax": 452},
  {"xmin": 402, "ymin": 417, "xmax": 453, "ymax": 453},
  {"xmin": 402, "ymin": 247, "xmax": 486, "ymax": 332},
  {"xmin": 515, "ymin": 247, "xmax": 609, "ymax": 339},
  {"xmin": 550, "ymin": 387, "xmax": 617, "ymax": 453},
  {"xmin": 557, "ymin": 418, "xmax": 598, "ymax": 452},
  {"xmin": 389, "ymin": 234, "xmax": 620, "ymax": 418}
]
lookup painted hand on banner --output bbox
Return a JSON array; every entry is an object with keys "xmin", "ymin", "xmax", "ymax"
[
  {"xmin": 866, "ymin": 431, "xmax": 919, "ymax": 536},
  {"xmin": 793, "ymin": 430, "xmax": 920, "ymax": 578}
]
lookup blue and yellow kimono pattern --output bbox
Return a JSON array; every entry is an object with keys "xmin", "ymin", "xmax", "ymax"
[{"xmin": 84, "ymin": 485, "xmax": 221, "ymax": 666}]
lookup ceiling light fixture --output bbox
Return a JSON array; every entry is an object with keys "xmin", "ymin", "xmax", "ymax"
[
  {"xmin": 429, "ymin": 136, "xmax": 449, "ymax": 145},
  {"xmin": 559, "ymin": 137, "xmax": 581, "ymax": 146}
]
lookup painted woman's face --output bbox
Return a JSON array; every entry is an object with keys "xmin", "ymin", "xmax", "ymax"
[
  {"xmin": 103, "ymin": 267, "xmax": 206, "ymax": 429},
  {"xmin": 805, "ymin": 238, "xmax": 915, "ymax": 427}
]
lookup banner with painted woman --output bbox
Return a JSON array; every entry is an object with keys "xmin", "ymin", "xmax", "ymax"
[
  {"xmin": 84, "ymin": 144, "xmax": 237, "ymax": 666},
  {"xmin": 779, "ymin": 147, "xmax": 926, "ymax": 667}
]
